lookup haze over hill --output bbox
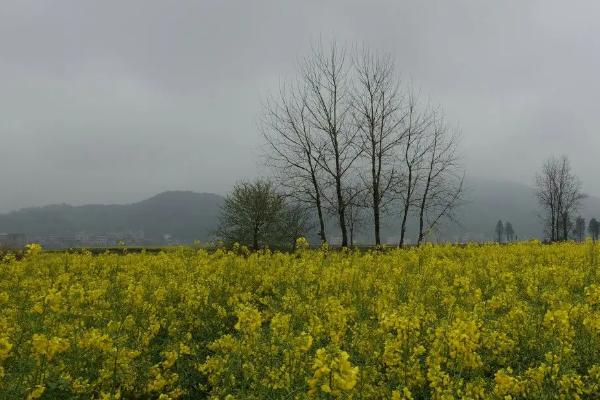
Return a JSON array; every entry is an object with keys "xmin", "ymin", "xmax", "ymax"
[
  {"xmin": 3, "ymin": 2, "xmax": 600, "ymax": 212},
  {"xmin": 0, "ymin": 191, "xmax": 223, "ymax": 246},
  {"xmin": 3, "ymin": 178, "xmax": 600, "ymax": 247},
  {"xmin": 448, "ymin": 179, "xmax": 600, "ymax": 242}
]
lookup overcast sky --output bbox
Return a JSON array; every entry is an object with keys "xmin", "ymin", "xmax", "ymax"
[{"xmin": 1, "ymin": 0, "xmax": 599, "ymax": 212}]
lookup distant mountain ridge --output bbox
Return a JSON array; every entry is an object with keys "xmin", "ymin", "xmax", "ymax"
[
  {"xmin": 0, "ymin": 191, "xmax": 224, "ymax": 243},
  {"xmin": 3, "ymin": 179, "xmax": 600, "ymax": 246},
  {"xmin": 439, "ymin": 178, "xmax": 600, "ymax": 242}
]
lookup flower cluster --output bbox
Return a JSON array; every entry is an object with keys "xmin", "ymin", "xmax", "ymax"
[{"xmin": 2, "ymin": 241, "xmax": 600, "ymax": 398}]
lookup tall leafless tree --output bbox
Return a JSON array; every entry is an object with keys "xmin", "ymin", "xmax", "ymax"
[
  {"xmin": 262, "ymin": 83, "xmax": 327, "ymax": 243},
  {"xmin": 396, "ymin": 91, "xmax": 432, "ymax": 247},
  {"xmin": 342, "ymin": 182, "xmax": 368, "ymax": 247},
  {"xmin": 573, "ymin": 216, "xmax": 585, "ymax": 242},
  {"xmin": 589, "ymin": 218, "xmax": 600, "ymax": 241},
  {"xmin": 263, "ymin": 40, "xmax": 465, "ymax": 247},
  {"xmin": 352, "ymin": 48, "xmax": 404, "ymax": 246},
  {"xmin": 301, "ymin": 41, "xmax": 361, "ymax": 247},
  {"xmin": 495, "ymin": 220, "xmax": 504, "ymax": 243},
  {"xmin": 415, "ymin": 112, "xmax": 464, "ymax": 245},
  {"xmin": 504, "ymin": 222, "xmax": 515, "ymax": 242},
  {"xmin": 535, "ymin": 155, "xmax": 585, "ymax": 241},
  {"xmin": 536, "ymin": 158, "xmax": 558, "ymax": 241}
]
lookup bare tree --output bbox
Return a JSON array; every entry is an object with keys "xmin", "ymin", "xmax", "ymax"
[
  {"xmin": 343, "ymin": 183, "xmax": 368, "ymax": 247},
  {"xmin": 263, "ymin": 40, "xmax": 465, "ymax": 247},
  {"xmin": 415, "ymin": 112, "xmax": 464, "ymax": 245},
  {"xmin": 504, "ymin": 222, "xmax": 515, "ymax": 242},
  {"xmin": 301, "ymin": 40, "xmax": 361, "ymax": 247},
  {"xmin": 262, "ymin": 82, "xmax": 327, "ymax": 243},
  {"xmin": 573, "ymin": 216, "xmax": 585, "ymax": 242},
  {"xmin": 535, "ymin": 158, "xmax": 559, "ymax": 241},
  {"xmin": 495, "ymin": 220, "xmax": 504, "ymax": 243},
  {"xmin": 535, "ymin": 156, "xmax": 585, "ymax": 241},
  {"xmin": 589, "ymin": 218, "xmax": 600, "ymax": 241},
  {"xmin": 351, "ymin": 47, "xmax": 404, "ymax": 246},
  {"xmin": 396, "ymin": 91, "xmax": 432, "ymax": 247},
  {"xmin": 558, "ymin": 162, "xmax": 585, "ymax": 241}
]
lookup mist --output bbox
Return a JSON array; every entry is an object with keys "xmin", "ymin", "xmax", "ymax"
[{"xmin": 2, "ymin": 0, "xmax": 600, "ymax": 212}]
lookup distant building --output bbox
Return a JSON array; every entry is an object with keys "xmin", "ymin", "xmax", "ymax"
[
  {"xmin": 28, "ymin": 234, "xmax": 81, "ymax": 249},
  {"xmin": 27, "ymin": 230, "xmax": 149, "ymax": 249},
  {"xmin": 87, "ymin": 234, "xmax": 110, "ymax": 247},
  {"xmin": 0, "ymin": 233, "xmax": 27, "ymax": 249}
]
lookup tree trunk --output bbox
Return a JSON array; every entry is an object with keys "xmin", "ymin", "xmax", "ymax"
[
  {"xmin": 332, "ymin": 130, "xmax": 348, "ymax": 246},
  {"xmin": 371, "ymin": 134, "xmax": 381, "ymax": 246},
  {"xmin": 550, "ymin": 206, "xmax": 556, "ymax": 241},
  {"xmin": 373, "ymin": 199, "xmax": 381, "ymax": 246},
  {"xmin": 336, "ymin": 175, "xmax": 348, "ymax": 247},
  {"xmin": 311, "ymin": 169, "xmax": 327, "ymax": 243},
  {"xmin": 252, "ymin": 226, "xmax": 259, "ymax": 250},
  {"xmin": 417, "ymin": 199, "xmax": 426, "ymax": 245},
  {"xmin": 417, "ymin": 161, "xmax": 434, "ymax": 246},
  {"xmin": 316, "ymin": 200, "xmax": 327, "ymax": 243},
  {"xmin": 399, "ymin": 198, "xmax": 410, "ymax": 247},
  {"xmin": 372, "ymin": 171, "xmax": 381, "ymax": 246},
  {"xmin": 399, "ymin": 168, "xmax": 412, "ymax": 248},
  {"xmin": 399, "ymin": 109, "xmax": 414, "ymax": 248}
]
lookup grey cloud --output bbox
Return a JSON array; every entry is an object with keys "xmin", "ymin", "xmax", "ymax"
[{"xmin": 1, "ymin": 0, "xmax": 599, "ymax": 212}]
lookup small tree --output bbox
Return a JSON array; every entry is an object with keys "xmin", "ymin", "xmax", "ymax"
[
  {"xmin": 495, "ymin": 220, "xmax": 504, "ymax": 243},
  {"xmin": 589, "ymin": 218, "xmax": 600, "ymax": 241},
  {"xmin": 573, "ymin": 216, "xmax": 586, "ymax": 242},
  {"xmin": 504, "ymin": 222, "xmax": 514, "ymax": 242},
  {"xmin": 279, "ymin": 204, "xmax": 313, "ymax": 250},
  {"xmin": 216, "ymin": 180, "xmax": 285, "ymax": 250},
  {"xmin": 535, "ymin": 155, "xmax": 585, "ymax": 241}
]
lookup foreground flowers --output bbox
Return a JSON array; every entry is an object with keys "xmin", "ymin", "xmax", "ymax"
[{"xmin": 2, "ymin": 241, "xmax": 600, "ymax": 398}]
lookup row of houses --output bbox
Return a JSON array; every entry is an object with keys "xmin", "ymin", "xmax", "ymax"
[
  {"xmin": 30, "ymin": 231, "xmax": 149, "ymax": 249},
  {"xmin": 0, "ymin": 233, "xmax": 27, "ymax": 249},
  {"xmin": 0, "ymin": 231, "xmax": 155, "ymax": 249}
]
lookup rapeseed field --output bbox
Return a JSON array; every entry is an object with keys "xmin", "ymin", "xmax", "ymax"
[{"xmin": 2, "ymin": 241, "xmax": 600, "ymax": 399}]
